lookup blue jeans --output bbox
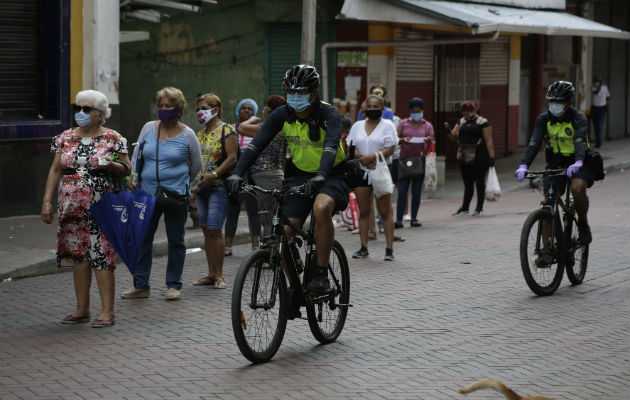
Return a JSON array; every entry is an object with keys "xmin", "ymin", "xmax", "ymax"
[
  {"xmin": 196, "ymin": 185, "xmax": 228, "ymax": 230},
  {"xmin": 590, "ymin": 106, "xmax": 606, "ymax": 143},
  {"xmin": 396, "ymin": 174, "xmax": 424, "ymax": 223},
  {"xmin": 134, "ymin": 202, "xmax": 188, "ymax": 290}
]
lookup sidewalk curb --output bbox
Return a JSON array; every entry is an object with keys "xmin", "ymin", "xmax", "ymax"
[{"xmin": 0, "ymin": 229, "xmax": 252, "ymax": 281}]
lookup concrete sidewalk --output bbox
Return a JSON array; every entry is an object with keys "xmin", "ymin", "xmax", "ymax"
[{"xmin": 2, "ymin": 137, "xmax": 628, "ymax": 281}]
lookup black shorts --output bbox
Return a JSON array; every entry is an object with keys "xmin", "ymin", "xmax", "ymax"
[
  {"xmin": 282, "ymin": 174, "xmax": 349, "ymax": 222},
  {"xmin": 543, "ymin": 164, "xmax": 597, "ymax": 195}
]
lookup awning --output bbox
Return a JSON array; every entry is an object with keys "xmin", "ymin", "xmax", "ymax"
[{"xmin": 339, "ymin": 0, "xmax": 630, "ymax": 40}]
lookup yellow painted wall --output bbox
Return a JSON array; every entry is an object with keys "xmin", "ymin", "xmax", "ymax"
[
  {"xmin": 368, "ymin": 23, "xmax": 394, "ymax": 55},
  {"xmin": 70, "ymin": 0, "xmax": 83, "ymax": 102}
]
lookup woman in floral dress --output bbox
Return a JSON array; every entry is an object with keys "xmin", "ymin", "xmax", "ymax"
[{"xmin": 41, "ymin": 90, "xmax": 131, "ymax": 327}]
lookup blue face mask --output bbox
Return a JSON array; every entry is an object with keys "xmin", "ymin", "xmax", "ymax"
[
  {"xmin": 287, "ymin": 93, "xmax": 312, "ymax": 112},
  {"xmin": 548, "ymin": 103, "xmax": 565, "ymax": 117},
  {"xmin": 74, "ymin": 111, "xmax": 91, "ymax": 127},
  {"xmin": 410, "ymin": 112, "xmax": 423, "ymax": 122}
]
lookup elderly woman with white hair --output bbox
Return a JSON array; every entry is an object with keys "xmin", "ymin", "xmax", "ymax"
[{"xmin": 41, "ymin": 89, "xmax": 131, "ymax": 327}]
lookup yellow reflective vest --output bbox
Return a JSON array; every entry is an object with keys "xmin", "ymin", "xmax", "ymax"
[
  {"xmin": 282, "ymin": 120, "xmax": 345, "ymax": 173},
  {"xmin": 546, "ymin": 120, "xmax": 589, "ymax": 156}
]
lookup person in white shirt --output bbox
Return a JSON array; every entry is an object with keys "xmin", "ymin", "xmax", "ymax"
[
  {"xmin": 590, "ymin": 76, "xmax": 610, "ymax": 148},
  {"xmin": 346, "ymin": 95, "xmax": 398, "ymax": 261}
]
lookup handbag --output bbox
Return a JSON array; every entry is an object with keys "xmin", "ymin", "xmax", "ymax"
[
  {"xmin": 154, "ymin": 124, "xmax": 186, "ymax": 211},
  {"xmin": 399, "ymin": 157, "xmax": 424, "ymax": 178},
  {"xmin": 369, "ymin": 151, "xmax": 394, "ymax": 199},
  {"xmin": 456, "ymin": 139, "xmax": 481, "ymax": 165}
]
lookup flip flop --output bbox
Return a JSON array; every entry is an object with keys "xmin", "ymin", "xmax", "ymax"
[
  {"xmin": 91, "ymin": 317, "xmax": 115, "ymax": 328},
  {"xmin": 60, "ymin": 313, "xmax": 91, "ymax": 324},
  {"xmin": 394, "ymin": 235, "xmax": 406, "ymax": 242},
  {"xmin": 193, "ymin": 276, "xmax": 216, "ymax": 286}
]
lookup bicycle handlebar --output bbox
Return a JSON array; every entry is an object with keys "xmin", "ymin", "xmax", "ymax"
[
  {"xmin": 525, "ymin": 168, "xmax": 566, "ymax": 179},
  {"xmin": 239, "ymin": 183, "xmax": 307, "ymax": 198}
]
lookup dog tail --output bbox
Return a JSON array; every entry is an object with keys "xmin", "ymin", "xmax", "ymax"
[{"xmin": 459, "ymin": 379, "xmax": 521, "ymax": 400}]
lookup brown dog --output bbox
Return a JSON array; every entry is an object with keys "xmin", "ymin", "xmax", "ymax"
[{"xmin": 459, "ymin": 379, "xmax": 556, "ymax": 400}]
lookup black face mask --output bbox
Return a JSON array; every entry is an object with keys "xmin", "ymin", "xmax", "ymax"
[{"xmin": 365, "ymin": 109, "xmax": 383, "ymax": 120}]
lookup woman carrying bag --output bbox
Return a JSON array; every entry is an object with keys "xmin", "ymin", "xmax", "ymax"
[
  {"xmin": 345, "ymin": 95, "xmax": 398, "ymax": 261},
  {"xmin": 396, "ymin": 97, "xmax": 435, "ymax": 228}
]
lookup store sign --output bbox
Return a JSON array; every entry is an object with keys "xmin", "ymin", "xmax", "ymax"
[{"xmin": 337, "ymin": 51, "xmax": 367, "ymax": 67}]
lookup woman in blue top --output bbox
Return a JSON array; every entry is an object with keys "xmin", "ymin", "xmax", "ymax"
[{"xmin": 123, "ymin": 87, "xmax": 202, "ymax": 301}]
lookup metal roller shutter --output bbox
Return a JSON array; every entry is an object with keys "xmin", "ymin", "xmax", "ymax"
[
  {"xmin": 0, "ymin": 0, "xmax": 40, "ymax": 121},
  {"xmin": 266, "ymin": 23, "xmax": 336, "ymax": 98},
  {"xmin": 395, "ymin": 28, "xmax": 433, "ymax": 81},
  {"xmin": 480, "ymin": 36, "xmax": 509, "ymax": 85}
]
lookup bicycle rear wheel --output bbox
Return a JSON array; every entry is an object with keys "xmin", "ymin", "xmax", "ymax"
[
  {"xmin": 231, "ymin": 249, "xmax": 288, "ymax": 363},
  {"xmin": 307, "ymin": 240, "xmax": 350, "ymax": 344},
  {"xmin": 565, "ymin": 217, "xmax": 589, "ymax": 285},
  {"xmin": 520, "ymin": 208, "xmax": 565, "ymax": 296}
]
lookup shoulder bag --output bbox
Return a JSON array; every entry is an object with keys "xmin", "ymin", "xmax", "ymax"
[
  {"xmin": 154, "ymin": 124, "xmax": 187, "ymax": 211},
  {"xmin": 399, "ymin": 156, "xmax": 425, "ymax": 178}
]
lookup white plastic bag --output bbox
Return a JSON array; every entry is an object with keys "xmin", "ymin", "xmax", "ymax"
[
  {"xmin": 369, "ymin": 151, "xmax": 394, "ymax": 199},
  {"xmin": 423, "ymin": 143, "xmax": 437, "ymax": 192},
  {"xmin": 485, "ymin": 166, "xmax": 501, "ymax": 202}
]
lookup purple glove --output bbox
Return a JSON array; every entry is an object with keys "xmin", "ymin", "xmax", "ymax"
[
  {"xmin": 567, "ymin": 160, "xmax": 583, "ymax": 178},
  {"xmin": 515, "ymin": 164, "xmax": 528, "ymax": 182}
]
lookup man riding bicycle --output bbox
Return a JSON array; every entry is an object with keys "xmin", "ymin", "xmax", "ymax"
[
  {"xmin": 515, "ymin": 80, "xmax": 597, "ymax": 244},
  {"xmin": 226, "ymin": 64, "xmax": 349, "ymax": 294}
]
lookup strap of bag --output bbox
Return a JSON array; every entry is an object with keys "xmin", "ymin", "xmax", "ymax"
[
  {"xmin": 156, "ymin": 123, "xmax": 162, "ymax": 187},
  {"xmin": 135, "ymin": 140, "xmax": 146, "ymax": 185}
]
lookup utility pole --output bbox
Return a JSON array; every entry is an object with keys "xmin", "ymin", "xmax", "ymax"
[{"xmin": 301, "ymin": 0, "xmax": 317, "ymax": 66}]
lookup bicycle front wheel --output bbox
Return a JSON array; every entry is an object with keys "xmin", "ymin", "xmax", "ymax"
[
  {"xmin": 565, "ymin": 217, "xmax": 589, "ymax": 285},
  {"xmin": 307, "ymin": 240, "xmax": 350, "ymax": 344},
  {"xmin": 520, "ymin": 208, "xmax": 565, "ymax": 296},
  {"xmin": 231, "ymin": 249, "xmax": 288, "ymax": 363}
]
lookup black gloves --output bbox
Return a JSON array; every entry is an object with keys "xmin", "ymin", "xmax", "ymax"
[
  {"xmin": 225, "ymin": 174, "xmax": 244, "ymax": 195},
  {"xmin": 488, "ymin": 158, "xmax": 495, "ymax": 167},
  {"xmin": 305, "ymin": 174, "xmax": 326, "ymax": 197},
  {"xmin": 443, "ymin": 122, "xmax": 451, "ymax": 132}
]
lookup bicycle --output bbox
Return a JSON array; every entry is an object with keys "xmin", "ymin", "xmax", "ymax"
[
  {"xmin": 519, "ymin": 168, "xmax": 589, "ymax": 296},
  {"xmin": 231, "ymin": 183, "xmax": 351, "ymax": 363}
]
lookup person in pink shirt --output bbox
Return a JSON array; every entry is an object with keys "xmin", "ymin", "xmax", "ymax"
[{"xmin": 395, "ymin": 97, "xmax": 434, "ymax": 228}]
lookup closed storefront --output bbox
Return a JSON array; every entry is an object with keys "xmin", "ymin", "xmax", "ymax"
[
  {"xmin": 395, "ymin": 28, "xmax": 434, "ymax": 120},
  {"xmin": 480, "ymin": 36, "xmax": 509, "ymax": 157}
]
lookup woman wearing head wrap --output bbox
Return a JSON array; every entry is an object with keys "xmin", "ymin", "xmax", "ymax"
[
  {"xmin": 223, "ymin": 99, "xmax": 261, "ymax": 256},
  {"xmin": 395, "ymin": 97, "xmax": 435, "ymax": 228},
  {"xmin": 446, "ymin": 101, "xmax": 496, "ymax": 216}
]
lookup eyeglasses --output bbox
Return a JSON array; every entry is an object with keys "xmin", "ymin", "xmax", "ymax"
[{"xmin": 74, "ymin": 105, "xmax": 96, "ymax": 113}]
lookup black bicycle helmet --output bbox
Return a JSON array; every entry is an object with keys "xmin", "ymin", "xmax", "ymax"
[
  {"xmin": 282, "ymin": 64, "xmax": 319, "ymax": 92},
  {"xmin": 545, "ymin": 81, "xmax": 575, "ymax": 102}
]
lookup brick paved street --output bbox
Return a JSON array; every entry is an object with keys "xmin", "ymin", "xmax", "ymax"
[{"xmin": 1, "ymin": 170, "xmax": 628, "ymax": 400}]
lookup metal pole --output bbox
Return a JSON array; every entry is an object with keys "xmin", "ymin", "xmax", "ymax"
[{"xmin": 301, "ymin": 0, "xmax": 317, "ymax": 65}]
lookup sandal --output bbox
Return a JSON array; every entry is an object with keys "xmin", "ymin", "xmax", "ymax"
[
  {"xmin": 91, "ymin": 317, "xmax": 115, "ymax": 328},
  {"xmin": 224, "ymin": 247, "xmax": 233, "ymax": 256},
  {"xmin": 60, "ymin": 313, "xmax": 91, "ymax": 324},
  {"xmin": 393, "ymin": 235, "xmax": 406, "ymax": 242},
  {"xmin": 214, "ymin": 277, "xmax": 227, "ymax": 289},
  {"xmin": 193, "ymin": 276, "xmax": 216, "ymax": 286},
  {"xmin": 368, "ymin": 232, "xmax": 377, "ymax": 240}
]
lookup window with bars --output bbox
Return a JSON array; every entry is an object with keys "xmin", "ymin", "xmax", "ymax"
[{"xmin": 439, "ymin": 57, "xmax": 479, "ymax": 112}]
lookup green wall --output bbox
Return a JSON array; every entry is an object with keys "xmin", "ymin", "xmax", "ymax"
[{"xmin": 120, "ymin": 1, "xmax": 267, "ymax": 143}]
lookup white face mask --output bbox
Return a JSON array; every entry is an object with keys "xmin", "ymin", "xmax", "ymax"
[
  {"xmin": 548, "ymin": 103, "xmax": 565, "ymax": 117},
  {"xmin": 197, "ymin": 108, "xmax": 217, "ymax": 124}
]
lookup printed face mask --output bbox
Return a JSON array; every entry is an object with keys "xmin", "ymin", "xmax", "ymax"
[
  {"xmin": 74, "ymin": 111, "xmax": 91, "ymax": 127},
  {"xmin": 197, "ymin": 108, "xmax": 217, "ymax": 124},
  {"xmin": 548, "ymin": 103, "xmax": 565, "ymax": 117},
  {"xmin": 158, "ymin": 108, "xmax": 179, "ymax": 122},
  {"xmin": 365, "ymin": 109, "xmax": 383, "ymax": 120},
  {"xmin": 287, "ymin": 93, "xmax": 312, "ymax": 112},
  {"xmin": 410, "ymin": 112, "xmax": 423, "ymax": 122}
]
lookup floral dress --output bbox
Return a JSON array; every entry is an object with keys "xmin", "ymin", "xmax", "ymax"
[
  {"xmin": 51, "ymin": 128, "xmax": 128, "ymax": 270},
  {"xmin": 197, "ymin": 122, "xmax": 236, "ymax": 184}
]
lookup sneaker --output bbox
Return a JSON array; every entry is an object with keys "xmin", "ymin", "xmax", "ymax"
[
  {"xmin": 384, "ymin": 248, "xmax": 395, "ymax": 261},
  {"xmin": 352, "ymin": 248, "xmax": 369, "ymax": 259},
  {"xmin": 577, "ymin": 222, "xmax": 592, "ymax": 244},
  {"xmin": 394, "ymin": 222, "xmax": 404, "ymax": 229},
  {"xmin": 305, "ymin": 267, "xmax": 330, "ymax": 293},
  {"xmin": 471, "ymin": 210, "xmax": 485, "ymax": 216},
  {"xmin": 224, "ymin": 247, "xmax": 232, "ymax": 256},
  {"xmin": 165, "ymin": 288, "xmax": 180, "ymax": 301},
  {"xmin": 452, "ymin": 208, "xmax": 470, "ymax": 216},
  {"xmin": 120, "ymin": 287, "xmax": 150, "ymax": 299},
  {"xmin": 403, "ymin": 213, "xmax": 411, "ymax": 221},
  {"xmin": 410, "ymin": 219, "xmax": 422, "ymax": 227}
]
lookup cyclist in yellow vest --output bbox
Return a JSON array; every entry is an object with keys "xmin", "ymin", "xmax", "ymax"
[
  {"xmin": 227, "ymin": 65, "xmax": 348, "ymax": 293},
  {"xmin": 515, "ymin": 81, "xmax": 597, "ymax": 244}
]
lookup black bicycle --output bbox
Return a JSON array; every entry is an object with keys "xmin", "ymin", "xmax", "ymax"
[
  {"xmin": 231, "ymin": 183, "xmax": 351, "ymax": 363},
  {"xmin": 519, "ymin": 168, "xmax": 589, "ymax": 296}
]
